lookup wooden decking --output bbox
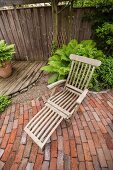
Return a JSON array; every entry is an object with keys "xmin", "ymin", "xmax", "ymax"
[{"xmin": 0, "ymin": 61, "xmax": 46, "ymax": 96}]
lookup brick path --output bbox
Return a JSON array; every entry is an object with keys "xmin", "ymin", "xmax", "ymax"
[{"xmin": 0, "ymin": 90, "xmax": 113, "ymax": 170}]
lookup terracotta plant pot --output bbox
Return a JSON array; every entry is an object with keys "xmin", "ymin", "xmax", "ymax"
[{"xmin": 0, "ymin": 61, "xmax": 12, "ymax": 78}]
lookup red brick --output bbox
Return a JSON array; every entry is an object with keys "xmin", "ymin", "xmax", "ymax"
[
  {"xmin": 14, "ymin": 145, "xmax": 25, "ymax": 163},
  {"xmin": 24, "ymin": 111, "xmax": 29, "ymax": 120},
  {"xmin": 1, "ymin": 134, "xmax": 10, "ymax": 148},
  {"xmin": 44, "ymin": 144, "xmax": 50, "ymax": 161},
  {"xmin": 49, "ymin": 158, "xmax": 56, "ymax": 170},
  {"xmin": 104, "ymin": 133, "xmax": 113, "ymax": 150},
  {"xmin": 0, "ymin": 160, "xmax": 4, "ymax": 169},
  {"xmin": 87, "ymin": 122, "xmax": 95, "ymax": 133},
  {"xmin": 76, "ymin": 119, "xmax": 83, "ymax": 130},
  {"xmin": 98, "ymin": 122, "xmax": 107, "ymax": 134},
  {"xmin": 97, "ymin": 148, "xmax": 107, "ymax": 168},
  {"xmin": 3, "ymin": 115, "xmax": 9, "ymax": 125},
  {"xmin": 64, "ymin": 140, "xmax": 70, "ymax": 155},
  {"xmin": 72, "ymin": 125, "xmax": 80, "ymax": 137},
  {"xmin": 102, "ymin": 144, "xmax": 112, "ymax": 161},
  {"xmin": 41, "ymin": 161, "xmax": 49, "ymax": 170},
  {"xmin": 17, "ymin": 125, "xmax": 23, "ymax": 137},
  {"xmin": 57, "ymin": 151, "xmax": 63, "ymax": 170},
  {"xmin": 97, "ymin": 130, "xmax": 106, "ymax": 145},
  {"xmin": 61, "ymin": 120, "xmax": 66, "ymax": 128},
  {"xmin": 32, "ymin": 106, "xmax": 38, "ymax": 116},
  {"xmin": 77, "ymin": 145, "xmax": 84, "ymax": 161},
  {"xmin": 6, "ymin": 121, "xmax": 13, "ymax": 133},
  {"xmin": 51, "ymin": 141, "xmax": 57, "ymax": 158},
  {"xmin": 18, "ymin": 158, "xmax": 28, "ymax": 170},
  {"xmin": 80, "ymin": 130, "xmax": 87, "ymax": 143},
  {"xmin": 83, "ymin": 143, "xmax": 92, "ymax": 161},
  {"xmin": 86, "ymin": 161, "xmax": 94, "ymax": 170},
  {"xmin": 83, "ymin": 111, "xmax": 91, "ymax": 122},
  {"xmin": 0, "ymin": 125, "xmax": 7, "ymax": 137},
  {"xmin": 51, "ymin": 131, "xmax": 57, "ymax": 141},
  {"xmin": 29, "ymin": 143, "xmax": 38, "ymax": 163},
  {"xmin": 79, "ymin": 161, "xmax": 86, "ymax": 170},
  {"xmin": 58, "ymin": 136, "xmax": 63, "ymax": 151},
  {"xmin": 10, "ymin": 163, "xmax": 18, "ymax": 170},
  {"xmin": 56, "ymin": 125, "xmax": 62, "ymax": 136},
  {"xmin": 18, "ymin": 115, "xmax": 24, "ymax": 125},
  {"xmin": 70, "ymin": 139, "xmax": 77, "ymax": 157},
  {"xmin": 92, "ymin": 133, "xmax": 101, "ymax": 148},
  {"xmin": 13, "ymin": 137, "xmax": 21, "ymax": 151},
  {"xmin": 1, "ymin": 144, "xmax": 13, "ymax": 161},
  {"xmin": 62, "ymin": 128, "xmax": 69, "ymax": 140},
  {"xmin": 3, "ymin": 151, "xmax": 16, "ymax": 170},
  {"xmin": 8, "ymin": 129, "xmax": 17, "ymax": 144},
  {"xmin": 34, "ymin": 154, "xmax": 43, "ymax": 170},
  {"xmin": 68, "ymin": 126, "xmax": 75, "ymax": 139},
  {"xmin": 92, "ymin": 156, "xmax": 101, "ymax": 170},
  {"xmin": 13, "ymin": 119, "xmax": 18, "ymax": 129},
  {"xmin": 23, "ymin": 138, "xmax": 32, "ymax": 158},
  {"xmin": 71, "ymin": 158, "xmax": 78, "ymax": 170},
  {"xmin": 84, "ymin": 126, "xmax": 92, "ymax": 140},
  {"xmin": 76, "ymin": 136, "xmax": 82, "ymax": 144},
  {"xmin": 88, "ymin": 140, "xmax": 96, "ymax": 156}
]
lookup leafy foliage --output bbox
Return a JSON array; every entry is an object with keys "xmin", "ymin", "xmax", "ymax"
[
  {"xmin": 95, "ymin": 23, "xmax": 113, "ymax": 56},
  {"xmin": 0, "ymin": 40, "xmax": 15, "ymax": 67},
  {"xmin": 90, "ymin": 58, "xmax": 113, "ymax": 91},
  {"xmin": 0, "ymin": 96, "xmax": 11, "ymax": 113},
  {"xmin": 73, "ymin": 0, "xmax": 113, "ymax": 7},
  {"xmin": 83, "ymin": 1, "xmax": 113, "ymax": 56},
  {"xmin": 41, "ymin": 39, "xmax": 113, "ymax": 91}
]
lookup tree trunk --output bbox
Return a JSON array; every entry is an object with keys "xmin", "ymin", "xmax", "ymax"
[{"xmin": 51, "ymin": 0, "xmax": 58, "ymax": 46}]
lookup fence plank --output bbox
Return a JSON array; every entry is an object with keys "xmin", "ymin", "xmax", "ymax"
[{"xmin": 0, "ymin": 6, "xmax": 93, "ymax": 61}]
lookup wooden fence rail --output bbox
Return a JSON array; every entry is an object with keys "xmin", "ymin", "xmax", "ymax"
[{"xmin": 0, "ymin": 6, "xmax": 93, "ymax": 60}]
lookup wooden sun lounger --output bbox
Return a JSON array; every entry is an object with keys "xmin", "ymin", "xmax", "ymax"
[{"xmin": 24, "ymin": 54, "xmax": 101, "ymax": 149}]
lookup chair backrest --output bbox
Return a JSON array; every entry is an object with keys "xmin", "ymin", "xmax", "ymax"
[{"xmin": 66, "ymin": 54, "xmax": 101, "ymax": 91}]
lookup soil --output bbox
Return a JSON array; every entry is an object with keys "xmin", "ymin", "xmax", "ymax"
[{"xmin": 12, "ymin": 72, "xmax": 49, "ymax": 104}]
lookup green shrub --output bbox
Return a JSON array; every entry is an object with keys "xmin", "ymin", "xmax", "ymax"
[
  {"xmin": 0, "ymin": 96, "xmax": 11, "ymax": 113},
  {"xmin": 42, "ymin": 40, "xmax": 104, "ymax": 81},
  {"xmin": 83, "ymin": 2, "xmax": 113, "ymax": 56},
  {"xmin": 95, "ymin": 23, "xmax": 113, "ymax": 56},
  {"xmin": 42, "ymin": 39, "xmax": 113, "ymax": 91},
  {"xmin": 0, "ymin": 40, "xmax": 15, "ymax": 67}
]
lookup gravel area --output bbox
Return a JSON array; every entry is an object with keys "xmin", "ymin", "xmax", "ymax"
[{"xmin": 12, "ymin": 72, "xmax": 49, "ymax": 104}]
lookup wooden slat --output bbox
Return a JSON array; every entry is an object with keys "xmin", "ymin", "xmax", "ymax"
[
  {"xmin": 0, "ymin": 61, "xmax": 44, "ymax": 96},
  {"xmin": 70, "ymin": 54, "xmax": 101, "ymax": 67},
  {"xmin": 0, "ymin": 7, "xmax": 94, "ymax": 61},
  {"xmin": 0, "ymin": 62, "xmax": 27, "ymax": 92}
]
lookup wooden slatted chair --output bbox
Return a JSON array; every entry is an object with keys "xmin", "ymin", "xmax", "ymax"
[{"xmin": 24, "ymin": 54, "xmax": 101, "ymax": 149}]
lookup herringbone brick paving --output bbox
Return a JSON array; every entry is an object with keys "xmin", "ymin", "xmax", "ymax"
[{"xmin": 0, "ymin": 90, "xmax": 113, "ymax": 170}]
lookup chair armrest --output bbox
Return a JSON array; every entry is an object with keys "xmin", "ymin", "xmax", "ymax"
[
  {"xmin": 76, "ymin": 89, "xmax": 88, "ymax": 104},
  {"xmin": 47, "ymin": 80, "xmax": 66, "ymax": 90}
]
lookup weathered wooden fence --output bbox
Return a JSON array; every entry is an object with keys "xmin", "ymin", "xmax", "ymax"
[{"xmin": 0, "ymin": 6, "xmax": 93, "ymax": 60}]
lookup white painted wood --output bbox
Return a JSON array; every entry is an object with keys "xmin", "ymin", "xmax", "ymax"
[
  {"xmin": 70, "ymin": 54, "xmax": 101, "ymax": 66},
  {"xmin": 47, "ymin": 80, "xmax": 66, "ymax": 89},
  {"xmin": 24, "ymin": 54, "xmax": 101, "ymax": 150},
  {"xmin": 76, "ymin": 89, "xmax": 88, "ymax": 104},
  {"xmin": 66, "ymin": 84, "xmax": 83, "ymax": 93}
]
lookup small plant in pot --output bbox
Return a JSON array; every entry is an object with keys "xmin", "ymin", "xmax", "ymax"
[{"xmin": 0, "ymin": 40, "xmax": 15, "ymax": 78}]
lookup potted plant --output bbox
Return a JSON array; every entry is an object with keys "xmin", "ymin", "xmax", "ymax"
[{"xmin": 0, "ymin": 40, "xmax": 15, "ymax": 78}]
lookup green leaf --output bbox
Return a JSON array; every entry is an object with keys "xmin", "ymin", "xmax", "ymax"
[{"xmin": 48, "ymin": 73, "xmax": 59, "ymax": 84}]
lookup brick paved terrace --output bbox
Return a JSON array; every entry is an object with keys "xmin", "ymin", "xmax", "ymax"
[{"xmin": 0, "ymin": 90, "xmax": 113, "ymax": 170}]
